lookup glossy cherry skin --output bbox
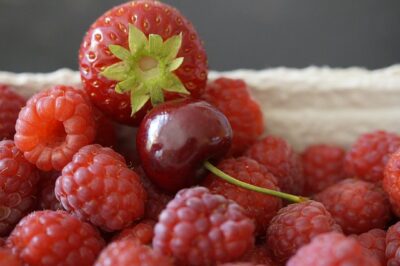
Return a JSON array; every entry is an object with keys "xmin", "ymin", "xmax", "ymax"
[{"xmin": 136, "ymin": 99, "xmax": 232, "ymax": 193}]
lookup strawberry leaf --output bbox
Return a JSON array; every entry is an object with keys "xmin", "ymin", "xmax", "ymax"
[
  {"xmin": 101, "ymin": 62, "xmax": 129, "ymax": 81},
  {"xmin": 115, "ymin": 77, "xmax": 138, "ymax": 93},
  {"xmin": 101, "ymin": 24, "xmax": 188, "ymax": 117},
  {"xmin": 167, "ymin": 57, "xmax": 184, "ymax": 72},
  {"xmin": 129, "ymin": 25, "xmax": 147, "ymax": 54},
  {"xmin": 149, "ymin": 34, "xmax": 163, "ymax": 54},
  {"xmin": 162, "ymin": 33, "xmax": 182, "ymax": 60},
  {"xmin": 131, "ymin": 85, "xmax": 150, "ymax": 115},
  {"xmin": 109, "ymin": 45, "xmax": 131, "ymax": 61}
]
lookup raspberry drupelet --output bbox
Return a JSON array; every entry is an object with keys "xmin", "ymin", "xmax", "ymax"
[
  {"xmin": 0, "ymin": 140, "xmax": 40, "ymax": 236},
  {"xmin": 245, "ymin": 136, "xmax": 304, "ymax": 195},
  {"xmin": 287, "ymin": 232, "xmax": 380, "ymax": 266},
  {"xmin": 95, "ymin": 239, "xmax": 173, "ymax": 266},
  {"xmin": 6, "ymin": 210, "xmax": 105, "ymax": 266},
  {"xmin": 386, "ymin": 221, "xmax": 400, "ymax": 265},
  {"xmin": 351, "ymin": 228, "xmax": 386, "ymax": 265},
  {"xmin": 344, "ymin": 130, "xmax": 400, "ymax": 183},
  {"xmin": 113, "ymin": 219, "xmax": 155, "ymax": 244},
  {"xmin": 153, "ymin": 187, "xmax": 255, "ymax": 266},
  {"xmin": 0, "ymin": 85, "xmax": 25, "ymax": 140},
  {"xmin": 315, "ymin": 178, "xmax": 391, "ymax": 234},
  {"xmin": 301, "ymin": 144, "xmax": 346, "ymax": 195},
  {"xmin": 267, "ymin": 200, "xmax": 341, "ymax": 263},
  {"xmin": 55, "ymin": 144, "xmax": 147, "ymax": 231},
  {"xmin": 203, "ymin": 157, "xmax": 282, "ymax": 235},
  {"xmin": 201, "ymin": 78, "xmax": 264, "ymax": 156},
  {"xmin": 383, "ymin": 148, "xmax": 400, "ymax": 216},
  {"xmin": 14, "ymin": 85, "xmax": 96, "ymax": 171}
]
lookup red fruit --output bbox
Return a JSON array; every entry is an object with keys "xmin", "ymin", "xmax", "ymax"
[
  {"xmin": 345, "ymin": 130, "xmax": 400, "ymax": 182},
  {"xmin": 95, "ymin": 239, "xmax": 173, "ymax": 266},
  {"xmin": 287, "ymin": 232, "xmax": 380, "ymax": 266},
  {"xmin": 153, "ymin": 187, "xmax": 255, "ymax": 266},
  {"xmin": 301, "ymin": 144, "xmax": 346, "ymax": 195},
  {"xmin": 0, "ymin": 248, "xmax": 22, "ymax": 266},
  {"xmin": 38, "ymin": 171, "xmax": 63, "ymax": 211},
  {"xmin": 0, "ymin": 140, "xmax": 40, "ymax": 236},
  {"xmin": 14, "ymin": 85, "xmax": 96, "ymax": 171},
  {"xmin": 55, "ymin": 144, "xmax": 147, "ymax": 231},
  {"xmin": 6, "ymin": 210, "xmax": 105, "ymax": 266},
  {"xmin": 352, "ymin": 229, "xmax": 386, "ymax": 265},
  {"xmin": 383, "ymin": 148, "xmax": 400, "ymax": 216},
  {"xmin": 315, "ymin": 178, "xmax": 391, "ymax": 234},
  {"xmin": 203, "ymin": 157, "xmax": 282, "ymax": 235},
  {"xmin": 113, "ymin": 219, "xmax": 155, "ymax": 245},
  {"xmin": 79, "ymin": 0, "xmax": 207, "ymax": 125},
  {"xmin": 386, "ymin": 221, "xmax": 400, "ymax": 266},
  {"xmin": 0, "ymin": 85, "xmax": 25, "ymax": 140},
  {"xmin": 245, "ymin": 136, "xmax": 304, "ymax": 195},
  {"xmin": 267, "ymin": 200, "xmax": 341, "ymax": 263},
  {"xmin": 202, "ymin": 78, "xmax": 264, "ymax": 156},
  {"xmin": 137, "ymin": 99, "xmax": 232, "ymax": 193}
]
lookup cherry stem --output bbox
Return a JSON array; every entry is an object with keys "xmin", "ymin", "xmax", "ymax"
[{"xmin": 204, "ymin": 161, "xmax": 308, "ymax": 203}]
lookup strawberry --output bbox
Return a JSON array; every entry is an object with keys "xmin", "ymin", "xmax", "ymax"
[{"xmin": 79, "ymin": 0, "xmax": 208, "ymax": 125}]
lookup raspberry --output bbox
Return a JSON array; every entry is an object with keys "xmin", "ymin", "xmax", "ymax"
[
  {"xmin": 301, "ymin": 144, "xmax": 346, "ymax": 195},
  {"xmin": 38, "ymin": 171, "xmax": 63, "ymax": 211},
  {"xmin": 139, "ymin": 168, "xmax": 173, "ymax": 221},
  {"xmin": 55, "ymin": 144, "xmax": 147, "ymax": 231},
  {"xmin": 267, "ymin": 200, "xmax": 341, "ymax": 263},
  {"xmin": 0, "ymin": 248, "xmax": 22, "ymax": 266},
  {"xmin": 287, "ymin": 232, "xmax": 380, "ymax": 266},
  {"xmin": 0, "ymin": 85, "xmax": 25, "ymax": 140},
  {"xmin": 203, "ymin": 157, "xmax": 282, "ymax": 235},
  {"xmin": 351, "ymin": 229, "xmax": 386, "ymax": 265},
  {"xmin": 95, "ymin": 239, "xmax": 173, "ymax": 266},
  {"xmin": 14, "ymin": 85, "xmax": 96, "ymax": 171},
  {"xmin": 113, "ymin": 219, "xmax": 155, "ymax": 245},
  {"xmin": 153, "ymin": 187, "xmax": 255, "ymax": 266},
  {"xmin": 0, "ymin": 140, "xmax": 40, "ymax": 236},
  {"xmin": 344, "ymin": 130, "xmax": 400, "ymax": 182},
  {"xmin": 6, "ymin": 210, "xmax": 105, "ymax": 266},
  {"xmin": 314, "ymin": 178, "xmax": 391, "ymax": 234},
  {"xmin": 383, "ymin": 148, "xmax": 400, "ymax": 216},
  {"xmin": 386, "ymin": 221, "xmax": 400, "ymax": 265},
  {"xmin": 201, "ymin": 78, "xmax": 264, "ymax": 156},
  {"xmin": 245, "ymin": 136, "xmax": 304, "ymax": 195}
]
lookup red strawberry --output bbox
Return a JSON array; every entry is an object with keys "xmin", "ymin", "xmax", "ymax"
[{"xmin": 79, "ymin": 0, "xmax": 208, "ymax": 125}]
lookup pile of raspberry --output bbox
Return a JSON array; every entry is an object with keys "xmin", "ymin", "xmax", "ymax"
[{"xmin": 3, "ymin": 76, "xmax": 400, "ymax": 266}]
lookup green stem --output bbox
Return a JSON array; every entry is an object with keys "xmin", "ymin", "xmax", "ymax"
[{"xmin": 204, "ymin": 161, "xmax": 307, "ymax": 203}]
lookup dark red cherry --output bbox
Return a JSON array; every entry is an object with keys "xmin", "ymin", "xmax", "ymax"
[{"xmin": 136, "ymin": 99, "xmax": 232, "ymax": 193}]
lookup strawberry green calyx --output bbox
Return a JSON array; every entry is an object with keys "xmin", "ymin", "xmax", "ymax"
[{"xmin": 101, "ymin": 24, "xmax": 189, "ymax": 116}]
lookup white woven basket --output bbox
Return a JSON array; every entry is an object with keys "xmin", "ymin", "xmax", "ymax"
[{"xmin": 1, "ymin": 66, "xmax": 400, "ymax": 150}]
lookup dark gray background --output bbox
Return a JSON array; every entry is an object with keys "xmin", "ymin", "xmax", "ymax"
[{"xmin": 0, "ymin": 0, "xmax": 399, "ymax": 72}]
